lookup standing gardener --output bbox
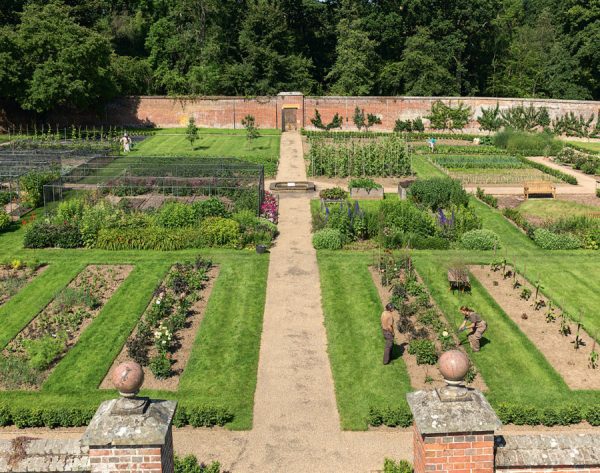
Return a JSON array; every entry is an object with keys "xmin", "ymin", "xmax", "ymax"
[
  {"xmin": 381, "ymin": 303, "xmax": 396, "ymax": 365},
  {"xmin": 458, "ymin": 306, "xmax": 487, "ymax": 352}
]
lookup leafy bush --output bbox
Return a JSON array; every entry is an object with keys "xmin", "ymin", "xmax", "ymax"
[
  {"xmin": 0, "ymin": 211, "xmax": 10, "ymax": 231},
  {"xmin": 499, "ymin": 104, "xmax": 550, "ymax": 131},
  {"xmin": 22, "ymin": 333, "xmax": 67, "ymax": 371},
  {"xmin": 502, "ymin": 208, "xmax": 536, "ymax": 237},
  {"xmin": 383, "ymin": 459, "xmax": 413, "ymax": 473},
  {"xmin": 175, "ymin": 455, "xmax": 221, "ymax": 473},
  {"xmin": 96, "ymin": 226, "xmax": 202, "ymax": 251},
  {"xmin": 426, "ymin": 100, "xmax": 471, "ymax": 130},
  {"xmin": 348, "ymin": 177, "xmax": 382, "ymax": 191},
  {"xmin": 409, "ymin": 177, "xmax": 469, "ymax": 211},
  {"xmin": 319, "ymin": 187, "xmax": 347, "ymax": 200},
  {"xmin": 23, "ymin": 221, "xmax": 82, "ymax": 248},
  {"xmin": 55, "ymin": 199, "xmax": 86, "ymax": 223},
  {"xmin": 0, "ymin": 191, "xmax": 17, "ymax": 205},
  {"xmin": 367, "ymin": 405, "xmax": 413, "ymax": 427},
  {"xmin": 19, "ymin": 170, "xmax": 60, "ymax": 208},
  {"xmin": 312, "ymin": 228, "xmax": 344, "ymax": 250},
  {"xmin": 533, "ymin": 228, "xmax": 582, "ymax": 250},
  {"xmin": 407, "ymin": 339, "xmax": 438, "ymax": 365},
  {"xmin": 461, "ymin": 229, "xmax": 501, "ymax": 250},
  {"xmin": 495, "ymin": 403, "xmax": 599, "ymax": 427},
  {"xmin": 380, "ymin": 200, "xmax": 436, "ymax": 240},
  {"xmin": 476, "ymin": 187, "xmax": 498, "ymax": 208},
  {"xmin": 155, "ymin": 201, "xmax": 199, "ymax": 228},
  {"xmin": 192, "ymin": 198, "xmax": 230, "ymax": 220},
  {"xmin": 477, "ymin": 103, "xmax": 502, "ymax": 132},
  {"xmin": 198, "ymin": 217, "xmax": 240, "ymax": 247},
  {"xmin": 394, "ymin": 117, "xmax": 424, "ymax": 133},
  {"xmin": 493, "ymin": 130, "xmax": 563, "ymax": 156},
  {"xmin": 435, "ymin": 205, "xmax": 481, "ymax": 241},
  {"xmin": 149, "ymin": 352, "xmax": 172, "ymax": 379}
]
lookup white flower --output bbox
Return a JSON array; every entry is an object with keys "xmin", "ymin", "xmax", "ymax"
[
  {"xmin": 442, "ymin": 331, "xmax": 449, "ymax": 337},
  {"xmin": 154, "ymin": 332, "xmax": 160, "ymax": 337},
  {"xmin": 156, "ymin": 299, "xmax": 162, "ymax": 305},
  {"xmin": 161, "ymin": 340, "xmax": 166, "ymax": 344}
]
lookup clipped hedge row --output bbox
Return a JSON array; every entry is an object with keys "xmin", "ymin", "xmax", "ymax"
[
  {"xmin": 0, "ymin": 402, "xmax": 233, "ymax": 429},
  {"xmin": 517, "ymin": 156, "xmax": 578, "ymax": 185},
  {"xmin": 302, "ymin": 130, "xmax": 481, "ymax": 141},
  {"xmin": 0, "ymin": 404, "xmax": 96, "ymax": 428},
  {"xmin": 366, "ymin": 402, "xmax": 600, "ymax": 428},
  {"xmin": 173, "ymin": 404, "xmax": 234, "ymax": 427}
]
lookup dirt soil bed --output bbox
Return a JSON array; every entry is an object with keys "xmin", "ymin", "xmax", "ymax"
[
  {"xmin": 1, "ymin": 265, "xmax": 132, "ymax": 390},
  {"xmin": 101, "ymin": 265, "xmax": 219, "ymax": 391},
  {"xmin": 0, "ymin": 264, "xmax": 47, "ymax": 307},
  {"xmin": 470, "ymin": 265, "xmax": 600, "ymax": 390},
  {"xmin": 369, "ymin": 267, "xmax": 487, "ymax": 391}
]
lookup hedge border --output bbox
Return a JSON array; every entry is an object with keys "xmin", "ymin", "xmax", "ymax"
[{"xmin": 517, "ymin": 155, "xmax": 578, "ymax": 185}]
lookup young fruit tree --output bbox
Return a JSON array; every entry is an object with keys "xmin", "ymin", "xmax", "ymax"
[
  {"xmin": 186, "ymin": 116, "xmax": 199, "ymax": 149},
  {"xmin": 242, "ymin": 114, "xmax": 260, "ymax": 141}
]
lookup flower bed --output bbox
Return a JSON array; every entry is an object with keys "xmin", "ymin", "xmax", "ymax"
[
  {"xmin": 101, "ymin": 258, "xmax": 217, "ymax": 390},
  {"xmin": 0, "ymin": 260, "xmax": 46, "ymax": 307},
  {"xmin": 371, "ymin": 252, "xmax": 485, "ymax": 391},
  {"xmin": 1, "ymin": 265, "xmax": 132, "ymax": 390}
]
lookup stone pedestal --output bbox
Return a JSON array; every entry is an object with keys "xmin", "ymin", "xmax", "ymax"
[
  {"xmin": 81, "ymin": 398, "xmax": 177, "ymax": 473},
  {"xmin": 407, "ymin": 389, "xmax": 501, "ymax": 473}
]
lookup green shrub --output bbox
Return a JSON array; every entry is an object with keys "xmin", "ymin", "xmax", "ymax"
[
  {"xmin": 312, "ymin": 228, "xmax": 344, "ymax": 250},
  {"xmin": 0, "ymin": 191, "xmax": 17, "ymax": 205},
  {"xmin": 23, "ymin": 221, "xmax": 82, "ymax": 248},
  {"xmin": 175, "ymin": 455, "xmax": 221, "ymax": 473},
  {"xmin": 23, "ymin": 333, "xmax": 67, "ymax": 371},
  {"xmin": 232, "ymin": 210, "xmax": 259, "ymax": 230},
  {"xmin": 383, "ymin": 459, "xmax": 413, "ymax": 473},
  {"xmin": 407, "ymin": 339, "xmax": 438, "ymax": 365},
  {"xmin": 476, "ymin": 187, "xmax": 498, "ymax": 208},
  {"xmin": 533, "ymin": 228, "xmax": 582, "ymax": 250},
  {"xmin": 198, "ymin": 217, "xmax": 240, "ymax": 247},
  {"xmin": 319, "ymin": 187, "xmax": 347, "ymax": 200},
  {"xmin": 495, "ymin": 402, "xmax": 597, "ymax": 427},
  {"xmin": 0, "ymin": 210, "xmax": 10, "ymax": 231},
  {"xmin": 18, "ymin": 170, "xmax": 60, "ymax": 208},
  {"xmin": 426, "ymin": 100, "xmax": 471, "ymax": 130},
  {"xmin": 55, "ymin": 198, "xmax": 86, "ymax": 223},
  {"xmin": 149, "ymin": 352, "xmax": 172, "ymax": 379},
  {"xmin": 518, "ymin": 156, "xmax": 577, "ymax": 184},
  {"xmin": 409, "ymin": 177, "xmax": 469, "ymax": 211},
  {"xmin": 493, "ymin": 130, "xmax": 563, "ymax": 156},
  {"xmin": 348, "ymin": 177, "xmax": 382, "ymax": 191},
  {"xmin": 192, "ymin": 198, "xmax": 230, "ymax": 219},
  {"xmin": 380, "ymin": 200, "xmax": 436, "ymax": 240},
  {"xmin": 367, "ymin": 405, "xmax": 413, "ymax": 427},
  {"xmin": 155, "ymin": 201, "xmax": 199, "ymax": 228},
  {"xmin": 461, "ymin": 229, "xmax": 501, "ymax": 250},
  {"xmin": 79, "ymin": 200, "xmax": 117, "ymax": 247}
]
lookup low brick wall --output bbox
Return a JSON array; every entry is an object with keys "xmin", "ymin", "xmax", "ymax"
[{"xmin": 495, "ymin": 434, "xmax": 600, "ymax": 473}]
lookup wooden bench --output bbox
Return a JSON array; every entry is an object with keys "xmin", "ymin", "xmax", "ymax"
[{"xmin": 523, "ymin": 181, "xmax": 556, "ymax": 199}]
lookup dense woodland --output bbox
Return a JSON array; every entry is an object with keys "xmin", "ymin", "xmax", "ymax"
[{"xmin": 0, "ymin": 0, "xmax": 599, "ymax": 113}]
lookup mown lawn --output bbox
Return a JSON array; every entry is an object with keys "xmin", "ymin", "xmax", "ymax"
[
  {"xmin": 566, "ymin": 141, "xmax": 600, "ymax": 153},
  {"xmin": 129, "ymin": 128, "xmax": 281, "ymax": 175},
  {"xmin": 516, "ymin": 199, "xmax": 599, "ymax": 221},
  {"xmin": 0, "ymin": 222, "xmax": 269, "ymax": 430}
]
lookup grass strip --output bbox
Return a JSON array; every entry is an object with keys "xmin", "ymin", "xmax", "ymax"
[
  {"xmin": 178, "ymin": 256, "xmax": 269, "ymax": 430},
  {"xmin": 318, "ymin": 252, "xmax": 412, "ymax": 430}
]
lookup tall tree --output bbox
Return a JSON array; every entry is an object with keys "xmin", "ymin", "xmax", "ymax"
[{"xmin": 326, "ymin": 16, "xmax": 378, "ymax": 95}]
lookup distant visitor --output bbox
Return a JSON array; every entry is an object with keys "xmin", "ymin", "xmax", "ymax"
[
  {"xmin": 381, "ymin": 302, "xmax": 396, "ymax": 365},
  {"xmin": 120, "ymin": 132, "xmax": 132, "ymax": 152}
]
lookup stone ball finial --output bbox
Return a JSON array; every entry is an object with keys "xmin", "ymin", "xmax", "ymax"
[
  {"xmin": 439, "ymin": 350, "xmax": 470, "ymax": 384},
  {"xmin": 112, "ymin": 362, "xmax": 144, "ymax": 398}
]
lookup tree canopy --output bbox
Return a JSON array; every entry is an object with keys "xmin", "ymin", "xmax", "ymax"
[{"xmin": 1, "ymin": 0, "xmax": 598, "ymax": 113}]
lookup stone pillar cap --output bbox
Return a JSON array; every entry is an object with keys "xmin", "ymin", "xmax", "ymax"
[
  {"xmin": 406, "ymin": 389, "xmax": 501, "ymax": 435},
  {"xmin": 81, "ymin": 399, "xmax": 177, "ymax": 447}
]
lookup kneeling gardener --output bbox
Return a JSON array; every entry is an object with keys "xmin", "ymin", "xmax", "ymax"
[{"xmin": 458, "ymin": 306, "xmax": 487, "ymax": 352}]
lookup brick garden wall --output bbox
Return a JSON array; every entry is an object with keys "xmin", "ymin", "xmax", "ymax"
[
  {"xmin": 9, "ymin": 94, "xmax": 596, "ymax": 132},
  {"xmin": 497, "ymin": 469, "xmax": 600, "ymax": 472},
  {"xmin": 88, "ymin": 446, "xmax": 164, "ymax": 472}
]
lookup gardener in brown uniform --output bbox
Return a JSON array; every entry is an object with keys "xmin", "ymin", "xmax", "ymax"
[
  {"xmin": 381, "ymin": 303, "xmax": 396, "ymax": 365},
  {"xmin": 458, "ymin": 306, "xmax": 487, "ymax": 352}
]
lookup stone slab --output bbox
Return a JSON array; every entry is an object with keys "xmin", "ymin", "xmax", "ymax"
[
  {"xmin": 495, "ymin": 433, "xmax": 600, "ymax": 467},
  {"xmin": 0, "ymin": 438, "xmax": 89, "ymax": 472},
  {"xmin": 80, "ymin": 399, "xmax": 176, "ymax": 447},
  {"xmin": 406, "ymin": 389, "xmax": 501, "ymax": 435}
]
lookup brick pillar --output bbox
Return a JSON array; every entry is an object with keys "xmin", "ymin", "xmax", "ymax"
[
  {"xmin": 407, "ymin": 389, "xmax": 501, "ymax": 473},
  {"xmin": 81, "ymin": 397, "xmax": 177, "ymax": 473}
]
